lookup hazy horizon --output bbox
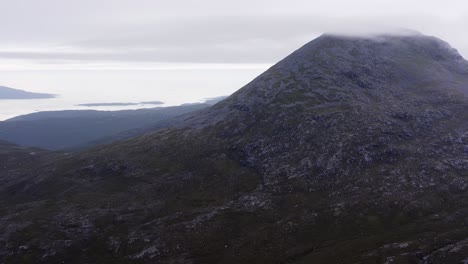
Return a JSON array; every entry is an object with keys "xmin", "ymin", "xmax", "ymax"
[{"xmin": 0, "ymin": 67, "xmax": 267, "ymax": 120}]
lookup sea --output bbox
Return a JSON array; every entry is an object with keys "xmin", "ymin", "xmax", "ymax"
[{"xmin": 0, "ymin": 67, "xmax": 268, "ymax": 121}]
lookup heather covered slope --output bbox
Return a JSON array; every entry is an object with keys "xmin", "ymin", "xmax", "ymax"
[
  {"xmin": 0, "ymin": 140, "xmax": 57, "ymax": 199},
  {"xmin": 0, "ymin": 140, "xmax": 51, "ymax": 170},
  {"xmin": 2, "ymin": 33, "xmax": 468, "ymax": 263}
]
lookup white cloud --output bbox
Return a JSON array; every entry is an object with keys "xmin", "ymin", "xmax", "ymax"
[{"xmin": 0, "ymin": 1, "xmax": 467, "ymax": 65}]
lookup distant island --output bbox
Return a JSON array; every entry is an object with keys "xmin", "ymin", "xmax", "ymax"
[
  {"xmin": 78, "ymin": 101, "xmax": 164, "ymax": 107},
  {"xmin": 0, "ymin": 86, "xmax": 56, "ymax": 99}
]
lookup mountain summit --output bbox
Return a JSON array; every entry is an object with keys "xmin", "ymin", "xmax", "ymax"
[
  {"xmin": 192, "ymin": 32, "xmax": 467, "ymax": 125},
  {"xmin": 2, "ymin": 33, "xmax": 468, "ymax": 263}
]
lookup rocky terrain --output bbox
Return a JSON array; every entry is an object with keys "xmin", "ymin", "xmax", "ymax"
[{"xmin": 2, "ymin": 32, "xmax": 468, "ymax": 263}]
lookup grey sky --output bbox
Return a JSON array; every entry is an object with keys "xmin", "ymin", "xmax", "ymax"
[{"xmin": 1, "ymin": 0, "xmax": 468, "ymax": 66}]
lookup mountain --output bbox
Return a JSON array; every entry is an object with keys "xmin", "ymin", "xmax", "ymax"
[
  {"xmin": 0, "ymin": 102, "xmax": 220, "ymax": 150},
  {"xmin": 2, "ymin": 32, "xmax": 468, "ymax": 263},
  {"xmin": 0, "ymin": 86, "xmax": 55, "ymax": 99}
]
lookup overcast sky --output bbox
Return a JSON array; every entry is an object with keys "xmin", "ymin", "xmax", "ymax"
[
  {"xmin": 0, "ymin": 0, "xmax": 468, "ymax": 119},
  {"xmin": 1, "ymin": 0, "xmax": 468, "ymax": 68}
]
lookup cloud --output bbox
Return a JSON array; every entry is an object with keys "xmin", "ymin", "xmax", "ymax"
[{"xmin": 0, "ymin": 4, "xmax": 467, "ymax": 65}]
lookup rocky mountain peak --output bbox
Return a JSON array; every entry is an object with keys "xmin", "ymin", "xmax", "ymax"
[
  {"xmin": 294, "ymin": 32, "xmax": 464, "ymax": 63},
  {"xmin": 188, "ymin": 32, "xmax": 468, "ymax": 128}
]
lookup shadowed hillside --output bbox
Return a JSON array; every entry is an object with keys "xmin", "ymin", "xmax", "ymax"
[{"xmin": 0, "ymin": 101, "xmax": 224, "ymax": 150}]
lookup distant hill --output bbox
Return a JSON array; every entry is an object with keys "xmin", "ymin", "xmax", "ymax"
[
  {"xmin": 77, "ymin": 101, "xmax": 163, "ymax": 107},
  {"xmin": 0, "ymin": 97, "xmax": 226, "ymax": 150},
  {"xmin": 0, "ymin": 105, "xmax": 205, "ymax": 150},
  {"xmin": 0, "ymin": 86, "xmax": 55, "ymax": 99}
]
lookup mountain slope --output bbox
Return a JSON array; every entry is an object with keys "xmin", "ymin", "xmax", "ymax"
[
  {"xmin": 0, "ymin": 140, "xmax": 57, "ymax": 194},
  {"xmin": 0, "ymin": 86, "xmax": 55, "ymax": 99},
  {"xmin": 2, "ymin": 33, "xmax": 468, "ymax": 263}
]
